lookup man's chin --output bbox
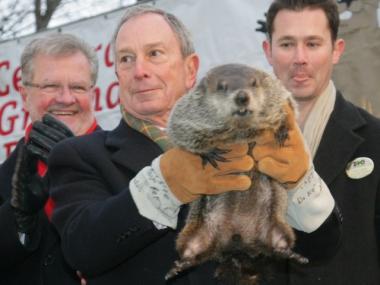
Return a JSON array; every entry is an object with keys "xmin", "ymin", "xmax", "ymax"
[
  {"xmin": 292, "ymin": 93, "xmax": 317, "ymax": 102},
  {"xmin": 288, "ymin": 85, "xmax": 316, "ymax": 102},
  {"xmin": 133, "ymin": 103, "xmax": 168, "ymax": 116}
]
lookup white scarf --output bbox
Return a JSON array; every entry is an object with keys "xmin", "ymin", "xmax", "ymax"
[{"xmin": 302, "ymin": 80, "xmax": 336, "ymax": 158}]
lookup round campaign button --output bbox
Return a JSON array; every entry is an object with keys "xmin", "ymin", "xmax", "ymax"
[{"xmin": 346, "ymin": 157, "xmax": 374, "ymax": 179}]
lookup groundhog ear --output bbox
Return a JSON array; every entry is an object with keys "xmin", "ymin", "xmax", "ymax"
[
  {"xmin": 197, "ymin": 76, "xmax": 209, "ymax": 94},
  {"xmin": 255, "ymin": 70, "xmax": 268, "ymax": 87}
]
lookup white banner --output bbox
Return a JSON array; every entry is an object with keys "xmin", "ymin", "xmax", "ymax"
[{"xmin": 0, "ymin": 0, "xmax": 272, "ymax": 162}]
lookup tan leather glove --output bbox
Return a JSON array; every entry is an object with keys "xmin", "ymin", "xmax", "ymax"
[
  {"xmin": 252, "ymin": 103, "xmax": 310, "ymax": 186},
  {"xmin": 160, "ymin": 144, "xmax": 254, "ymax": 203}
]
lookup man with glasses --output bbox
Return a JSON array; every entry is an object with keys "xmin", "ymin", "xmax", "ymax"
[{"xmin": 0, "ymin": 33, "xmax": 98, "ymax": 284}]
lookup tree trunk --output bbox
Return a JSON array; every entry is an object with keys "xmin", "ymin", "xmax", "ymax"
[{"xmin": 34, "ymin": 0, "xmax": 62, "ymax": 31}]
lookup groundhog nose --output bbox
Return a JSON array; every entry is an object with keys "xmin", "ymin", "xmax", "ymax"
[{"xmin": 235, "ymin": 90, "xmax": 249, "ymax": 106}]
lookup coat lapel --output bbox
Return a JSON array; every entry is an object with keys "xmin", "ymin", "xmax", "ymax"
[
  {"xmin": 105, "ymin": 120, "xmax": 163, "ymax": 173},
  {"xmin": 314, "ymin": 93, "xmax": 366, "ymax": 185}
]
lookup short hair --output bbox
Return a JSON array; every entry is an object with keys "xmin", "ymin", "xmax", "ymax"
[
  {"xmin": 266, "ymin": 0, "xmax": 340, "ymax": 43},
  {"xmin": 111, "ymin": 4, "xmax": 195, "ymax": 58},
  {"xmin": 21, "ymin": 33, "xmax": 99, "ymax": 85}
]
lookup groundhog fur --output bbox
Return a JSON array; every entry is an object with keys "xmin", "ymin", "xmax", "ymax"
[{"xmin": 165, "ymin": 63, "xmax": 308, "ymax": 284}]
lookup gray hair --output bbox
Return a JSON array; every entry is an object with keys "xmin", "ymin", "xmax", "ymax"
[
  {"xmin": 111, "ymin": 4, "xmax": 195, "ymax": 58},
  {"xmin": 21, "ymin": 33, "xmax": 99, "ymax": 85}
]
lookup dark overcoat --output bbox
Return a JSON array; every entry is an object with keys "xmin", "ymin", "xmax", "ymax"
[{"xmin": 271, "ymin": 92, "xmax": 380, "ymax": 285}]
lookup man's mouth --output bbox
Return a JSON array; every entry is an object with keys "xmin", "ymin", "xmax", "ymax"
[
  {"xmin": 48, "ymin": 110, "xmax": 78, "ymax": 116},
  {"xmin": 133, "ymin": 87, "xmax": 160, "ymax": 95},
  {"xmin": 292, "ymin": 76, "xmax": 310, "ymax": 85},
  {"xmin": 291, "ymin": 71, "xmax": 310, "ymax": 82}
]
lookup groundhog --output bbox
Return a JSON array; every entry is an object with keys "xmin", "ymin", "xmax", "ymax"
[{"xmin": 165, "ymin": 63, "xmax": 308, "ymax": 284}]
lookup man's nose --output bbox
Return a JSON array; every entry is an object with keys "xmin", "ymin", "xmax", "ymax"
[
  {"xmin": 294, "ymin": 45, "xmax": 308, "ymax": 65},
  {"xmin": 56, "ymin": 86, "xmax": 76, "ymax": 104},
  {"xmin": 133, "ymin": 58, "xmax": 150, "ymax": 79}
]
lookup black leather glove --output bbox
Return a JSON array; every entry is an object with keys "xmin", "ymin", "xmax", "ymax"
[
  {"xmin": 10, "ymin": 114, "xmax": 73, "ymax": 233},
  {"xmin": 10, "ymin": 145, "xmax": 48, "ymax": 233},
  {"xmin": 27, "ymin": 114, "xmax": 74, "ymax": 163}
]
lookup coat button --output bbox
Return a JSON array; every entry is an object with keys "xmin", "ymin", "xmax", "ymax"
[
  {"xmin": 43, "ymin": 254, "xmax": 55, "ymax": 266},
  {"xmin": 116, "ymin": 226, "xmax": 140, "ymax": 243},
  {"xmin": 130, "ymin": 226, "xmax": 139, "ymax": 232}
]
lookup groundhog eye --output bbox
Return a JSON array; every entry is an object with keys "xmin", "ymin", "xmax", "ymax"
[
  {"xmin": 216, "ymin": 80, "xmax": 228, "ymax": 92},
  {"xmin": 251, "ymin": 78, "xmax": 257, "ymax": 87}
]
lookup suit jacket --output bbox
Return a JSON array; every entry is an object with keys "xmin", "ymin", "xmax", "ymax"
[
  {"xmin": 0, "ymin": 140, "xmax": 79, "ymax": 285},
  {"xmin": 273, "ymin": 92, "xmax": 380, "ymax": 285},
  {"xmin": 49, "ymin": 118, "xmax": 342, "ymax": 285}
]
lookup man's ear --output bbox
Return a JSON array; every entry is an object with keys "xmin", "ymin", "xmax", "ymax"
[
  {"xmin": 332, "ymin": 38, "xmax": 345, "ymax": 64},
  {"xmin": 88, "ymin": 86, "xmax": 96, "ymax": 103},
  {"xmin": 262, "ymin": 40, "xmax": 273, "ymax": 66},
  {"xmin": 184, "ymin": 53, "xmax": 200, "ymax": 89},
  {"xmin": 19, "ymin": 85, "xmax": 29, "ymax": 111}
]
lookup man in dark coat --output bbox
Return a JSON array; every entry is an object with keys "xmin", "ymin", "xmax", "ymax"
[
  {"xmin": 262, "ymin": 0, "xmax": 380, "ymax": 284},
  {"xmin": 48, "ymin": 5, "xmax": 342, "ymax": 285},
  {"xmin": 0, "ymin": 33, "xmax": 99, "ymax": 285}
]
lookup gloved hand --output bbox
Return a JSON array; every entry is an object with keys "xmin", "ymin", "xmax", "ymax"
[
  {"xmin": 252, "ymin": 103, "xmax": 310, "ymax": 186},
  {"xmin": 10, "ymin": 114, "xmax": 73, "ymax": 233},
  {"xmin": 160, "ymin": 144, "xmax": 254, "ymax": 203},
  {"xmin": 27, "ymin": 113, "xmax": 74, "ymax": 163},
  {"xmin": 10, "ymin": 145, "xmax": 48, "ymax": 233}
]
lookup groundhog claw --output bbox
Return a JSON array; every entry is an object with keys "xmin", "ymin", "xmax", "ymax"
[{"xmin": 200, "ymin": 148, "xmax": 231, "ymax": 168}]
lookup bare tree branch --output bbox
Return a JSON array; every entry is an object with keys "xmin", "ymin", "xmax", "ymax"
[
  {"xmin": 34, "ymin": 0, "xmax": 63, "ymax": 31},
  {"xmin": 0, "ymin": 0, "xmax": 139, "ymax": 42}
]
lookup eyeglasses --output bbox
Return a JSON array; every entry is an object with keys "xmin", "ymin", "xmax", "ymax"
[{"xmin": 24, "ymin": 82, "xmax": 93, "ymax": 95}]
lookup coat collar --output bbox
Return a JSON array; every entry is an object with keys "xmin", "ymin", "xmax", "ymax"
[
  {"xmin": 314, "ymin": 92, "xmax": 366, "ymax": 185},
  {"xmin": 105, "ymin": 120, "xmax": 163, "ymax": 172}
]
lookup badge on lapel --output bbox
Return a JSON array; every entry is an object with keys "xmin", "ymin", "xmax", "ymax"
[{"xmin": 346, "ymin": 157, "xmax": 374, "ymax": 179}]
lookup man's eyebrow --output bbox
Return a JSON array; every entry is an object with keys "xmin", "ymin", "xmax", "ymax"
[
  {"xmin": 276, "ymin": 35, "xmax": 295, "ymax": 41},
  {"xmin": 276, "ymin": 35, "xmax": 323, "ymax": 41},
  {"xmin": 144, "ymin": 41, "xmax": 166, "ymax": 49},
  {"xmin": 117, "ymin": 47, "xmax": 133, "ymax": 54},
  {"xmin": 305, "ymin": 35, "xmax": 324, "ymax": 41},
  {"xmin": 116, "ymin": 41, "xmax": 167, "ymax": 56}
]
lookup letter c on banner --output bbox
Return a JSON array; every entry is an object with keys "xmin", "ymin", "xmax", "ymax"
[{"xmin": 0, "ymin": 61, "xmax": 10, "ymax": 96}]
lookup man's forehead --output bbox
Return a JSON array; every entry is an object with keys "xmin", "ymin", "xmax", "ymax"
[
  {"xmin": 33, "ymin": 51, "xmax": 87, "ymax": 63},
  {"xmin": 31, "ymin": 53, "xmax": 92, "ymax": 80},
  {"xmin": 120, "ymin": 13, "xmax": 174, "ymax": 37},
  {"xmin": 272, "ymin": 9, "xmax": 330, "ymax": 37},
  {"xmin": 116, "ymin": 13, "xmax": 180, "ymax": 52}
]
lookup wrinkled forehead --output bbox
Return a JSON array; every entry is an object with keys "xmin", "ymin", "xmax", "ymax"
[{"xmin": 116, "ymin": 13, "xmax": 179, "ymax": 50}]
